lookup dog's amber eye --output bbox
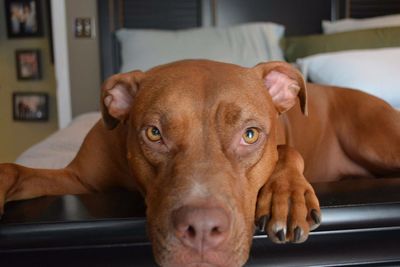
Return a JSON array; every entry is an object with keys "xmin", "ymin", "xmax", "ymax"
[
  {"xmin": 146, "ymin": 126, "xmax": 161, "ymax": 142},
  {"xmin": 242, "ymin": 128, "xmax": 260, "ymax": 144}
]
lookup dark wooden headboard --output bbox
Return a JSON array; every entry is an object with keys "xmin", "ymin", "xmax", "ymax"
[
  {"xmin": 98, "ymin": 0, "xmax": 400, "ymax": 80},
  {"xmin": 98, "ymin": 0, "xmax": 202, "ymax": 80}
]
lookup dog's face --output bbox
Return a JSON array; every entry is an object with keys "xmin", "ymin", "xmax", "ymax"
[{"xmin": 101, "ymin": 60, "xmax": 306, "ymax": 267}]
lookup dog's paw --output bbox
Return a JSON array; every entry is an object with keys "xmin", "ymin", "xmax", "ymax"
[{"xmin": 255, "ymin": 173, "xmax": 321, "ymax": 244}]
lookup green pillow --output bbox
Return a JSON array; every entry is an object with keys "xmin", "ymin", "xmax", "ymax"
[{"xmin": 282, "ymin": 26, "xmax": 400, "ymax": 62}]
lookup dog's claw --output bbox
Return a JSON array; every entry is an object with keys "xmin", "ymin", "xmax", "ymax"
[
  {"xmin": 276, "ymin": 229, "xmax": 285, "ymax": 242},
  {"xmin": 258, "ymin": 215, "xmax": 269, "ymax": 232},
  {"xmin": 311, "ymin": 209, "xmax": 321, "ymax": 225},
  {"xmin": 293, "ymin": 226, "xmax": 302, "ymax": 243}
]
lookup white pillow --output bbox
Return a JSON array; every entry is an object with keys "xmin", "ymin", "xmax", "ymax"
[
  {"xmin": 297, "ymin": 47, "xmax": 400, "ymax": 108},
  {"xmin": 15, "ymin": 112, "xmax": 101, "ymax": 168},
  {"xmin": 322, "ymin": 14, "xmax": 400, "ymax": 34},
  {"xmin": 116, "ymin": 22, "xmax": 285, "ymax": 72}
]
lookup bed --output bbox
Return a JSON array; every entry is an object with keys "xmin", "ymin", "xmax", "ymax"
[{"xmin": 1, "ymin": 0, "xmax": 400, "ymax": 266}]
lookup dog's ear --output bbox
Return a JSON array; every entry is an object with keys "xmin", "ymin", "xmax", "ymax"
[
  {"xmin": 101, "ymin": 70, "xmax": 144, "ymax": 129},
  {"xmin": 253, "ymin": 61, "xmax": 307, "ymax": 115}
]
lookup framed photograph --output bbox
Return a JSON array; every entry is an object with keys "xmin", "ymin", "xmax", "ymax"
[
  {"xmin": 15, "ymin": 49, "xmax": 41, "ymax": 80},
  {"xmin": 5, "ymin": 0, "xmax": 43, "ymax": 38},
  {"xmin": 13, "ymin": 92, "xmax": 49, "ymax": 121}
]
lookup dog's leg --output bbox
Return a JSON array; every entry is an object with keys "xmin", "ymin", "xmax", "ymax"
[
  {"xmin": 0, "ymin": 122, "xmax": 132, "ymax": 217},
  {"xmin": 255, "ymin": 145, "xmax": 321, "ymax": 243},
  {"xmin": 336, "ymin": 93, "xmax": 400, "ymax": 177},
  {"xmin": 0, "ymin": 70, "xmax": 145, "ymax": 218},
  {"xmin": 0, "ymin": 164, "xmax": 93, "ymax": 214}
]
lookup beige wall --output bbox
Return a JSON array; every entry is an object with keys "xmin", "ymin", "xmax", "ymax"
[
  {"xmin": 0, "ymin": 0, "xmax": 58, "ymax": 162},
  {"xmin": 0, "ymin": 0, "xmax": 102, "ymax": 162},
  {"xmin": 65, "ymin": 0, "xmax": 101, "ymax": 117}
]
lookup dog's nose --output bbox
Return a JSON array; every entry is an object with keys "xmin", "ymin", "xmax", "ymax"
[{"xmin": 172, "ymin": 205, "xmax": 230, "ymax": 252}]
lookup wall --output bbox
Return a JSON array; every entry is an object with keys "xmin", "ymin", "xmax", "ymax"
[
  {"xmin": 65, "ymin": 0, "xmax": 101, "ymax": 118},
  {"xmin": 0, "ymin": 0, "xmax": 58, "ymax": 162}
]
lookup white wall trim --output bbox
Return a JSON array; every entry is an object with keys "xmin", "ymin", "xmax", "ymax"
[{"xmin": 51, "ymin": 0, "xmax": 72, "ymax": 129}]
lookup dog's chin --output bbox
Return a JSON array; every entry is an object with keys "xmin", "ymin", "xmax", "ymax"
[
  {"xmin": 158, "ymin": 257, "xmax": 246, "ymax": 267},
  {"xmin": 186, "ymin": 262, "xmax": 227, "ymax": 267},
  {"xmin": 154, "ymin": 243, "xmax": 249, "ymax": 267}
]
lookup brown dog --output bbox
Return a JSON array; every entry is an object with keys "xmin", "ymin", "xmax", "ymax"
[{"xmin": 1, "ymin": 60, "xmax": 399, "ymax": 267}]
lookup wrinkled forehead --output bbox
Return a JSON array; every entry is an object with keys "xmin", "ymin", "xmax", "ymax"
[{"xmin": 133, "ymin": 61, "xmax": 274, "ymax": 124}]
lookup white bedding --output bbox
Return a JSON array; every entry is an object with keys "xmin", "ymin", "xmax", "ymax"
[
  {"xmin": 16, "ymin": 112, "xmax": 100, "ymax": 169},
  {"xmin": 297, "ymin": 47, "xmax": 400, "ymax": 108},
  {"xmin": 322, "ymin": 14, "xmax": 400, "ymax": 34},
  {"xmin": 116, "ymin": 22, "xmax": 285, "ymax": 72}
]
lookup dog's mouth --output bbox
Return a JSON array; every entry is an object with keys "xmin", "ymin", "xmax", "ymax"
[
  {"xmin": 188, "ymin": 263, "xmax": 217, "ymax": 267},
  {"xmin": 186, "ymin": 261, "xmax": 227, "ymax": 267},
  {"xmin": 150, "ymin": 222, "xmax": 251, "ymax": 267},
  {"xmin": 154, "ymin": 246, "xmax": 247, "ymax": 267}
]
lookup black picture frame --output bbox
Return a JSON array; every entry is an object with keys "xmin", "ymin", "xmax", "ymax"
[
  {"xmin": 13, "ymin": 92, "xmax": 49, "ymax": 121},
  {"xmin": 15, "ymin": 49, "xmax": 41, "ymax": 80},
  {"xmin": 5, "ymin": 0, "xmax": 43, "ymax": 38}
]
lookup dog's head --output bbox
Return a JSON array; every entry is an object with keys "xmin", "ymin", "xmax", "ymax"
[{"xmin": 101, "ymin": 60, "xmax": 306, "ymax": 267}]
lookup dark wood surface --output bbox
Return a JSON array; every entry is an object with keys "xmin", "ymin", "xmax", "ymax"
[{"xmin": 0, "ymin": 178, "xmax": 400, "ymax": 266}]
